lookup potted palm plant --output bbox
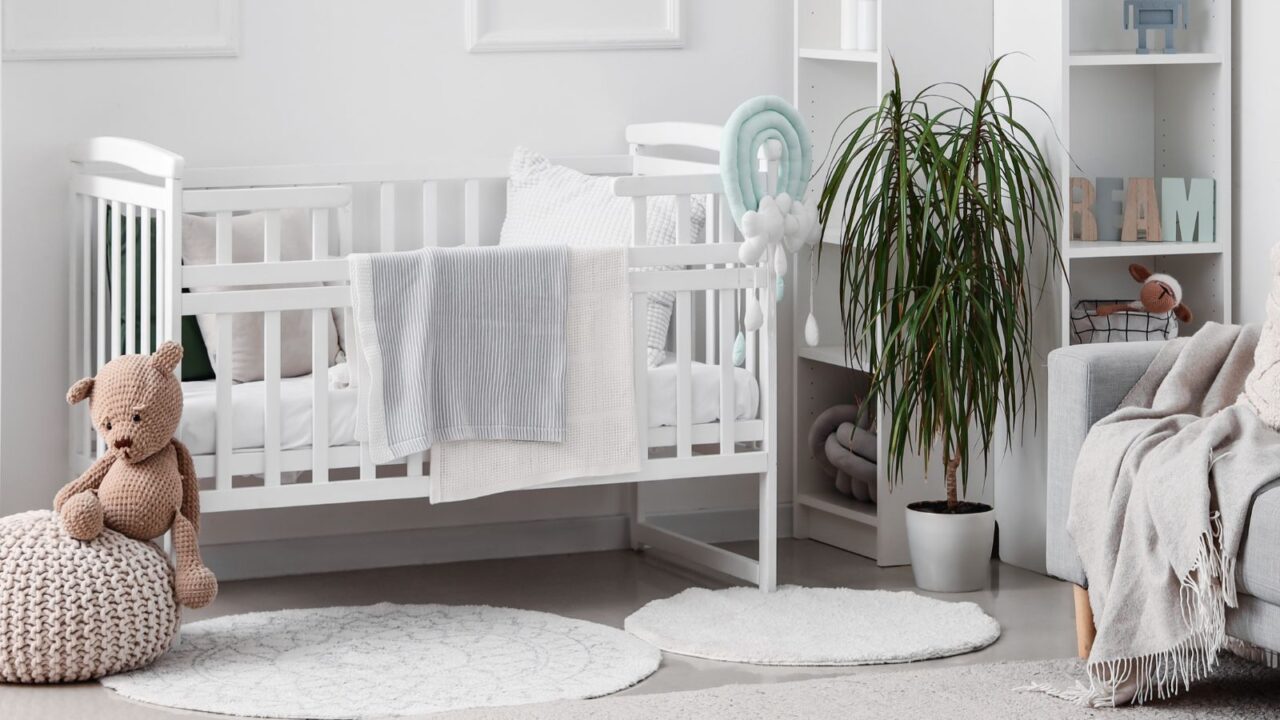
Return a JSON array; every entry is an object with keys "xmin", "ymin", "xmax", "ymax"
[{"xmin": 817, "ymin": 57, "xmax": 1062, "ymax": 592}]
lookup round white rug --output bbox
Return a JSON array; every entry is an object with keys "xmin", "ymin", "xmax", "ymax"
[
  {"xmin": 102, "ymin": 603, "xmax": 660, "ymax": 719},
  {"xmin": 624, "ymin": 585, "xmax": 1000, "ymax": 666}
]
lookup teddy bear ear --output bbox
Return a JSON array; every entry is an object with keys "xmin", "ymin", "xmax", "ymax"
[
  {"xmin": 66, "ymin": 377, "xmax": 95, "ymax": 405},
  {"xmin": 1129, "ymin": 263, "xmax": 1153, "ymax": 283},
  {"xmin": 150, "ymin": 340, "xmax": 184, "ymax": 374},
  {"xmin": 1174, "ymin": 303, "xmax": 1193, "ymax": 324}
]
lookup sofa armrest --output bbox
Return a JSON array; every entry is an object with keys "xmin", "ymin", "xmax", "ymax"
[{"xmin": 1046, "ymin": 341, "xmax": 1164, "ymax": 585}]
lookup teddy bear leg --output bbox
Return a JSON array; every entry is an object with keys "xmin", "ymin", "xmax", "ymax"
[
  {"xmin": 171, "ymin": 513, "xmax": 218, "ymax": 609},
  {"xmin": 60, "ymin": 490, "xmax": 104, "ymax": 540}
]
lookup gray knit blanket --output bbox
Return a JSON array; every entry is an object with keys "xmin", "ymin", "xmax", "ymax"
[
  {"xmin": 349, "ymin": 245, "xmax": 569, "ymax": 464},
  {"xmin": 1059, "ymin": 322, "xmax": 1280, "ymax": 706}
]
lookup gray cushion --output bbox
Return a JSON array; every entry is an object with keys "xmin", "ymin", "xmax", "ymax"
[
  {"xmin": 1046, "ymin": 342, "xmax": 1164, "ymax": 585},
  {"xmin": 1238, "ymin": 481, "xmax": 1280, "ymax": 606}
]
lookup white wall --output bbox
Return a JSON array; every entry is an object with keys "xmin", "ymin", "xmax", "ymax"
[
  {"xmin": 1234, "ymin": 0, "xmax": 1280, "ymax": 321},
  {"xmin": 0, "ymin": 1, "xmax": 791, "ymax": 555}
]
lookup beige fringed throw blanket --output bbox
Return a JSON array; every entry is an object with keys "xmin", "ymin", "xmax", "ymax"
[{"xmin": 1055, "ymin": 322, "xmax": 1280, "ymax": 706}]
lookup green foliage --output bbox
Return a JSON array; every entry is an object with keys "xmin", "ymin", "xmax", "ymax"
[{"xmin": 817, "ymin": 57, "xmax": 1063, "ymax": 507}]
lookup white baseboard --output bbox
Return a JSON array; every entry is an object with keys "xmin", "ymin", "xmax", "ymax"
[{"xmin": 204, "ymin": 505, "xmax": 794, "ymax": 582}]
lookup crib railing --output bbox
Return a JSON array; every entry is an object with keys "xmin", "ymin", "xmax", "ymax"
[{"xmin": 68, "ymin": 135, "xmax": 778, "ymax": 519}]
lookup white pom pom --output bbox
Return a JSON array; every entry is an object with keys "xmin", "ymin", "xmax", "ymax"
[
  {"xmin": 738, "ymin": 235, "xmax": 767, "ymax": 264},
  {"xmin": 783, "ymin": 213, "xmax": 801, "ymax": 239},
  {"xmin": 758, "ymin": 195, "xmax": 777, "ymax": 212},
  {"xmin": 774, "ymin": 244, "xmax": 789, "ymax": 275},
  {"xmin": 741, "ymin": 210, "xmax": 761, "ymax": 237},
  {"xmin": 804, "ymin": 313, "xmax": 820, "ymax": 347},
  {"xmin": 775, "ymin": 192, "xmax": 793, "ymax": 214},
  {"xmin": 782, "ymin": 228, "xmax": 805, "ymax": 254},
  {"xmin": 744, "ymin": 295, "xmax": 763, "ymax": 331},
  {"xmin": 761, "ymin": 206, "xmax": 784, "ymax": 243}
]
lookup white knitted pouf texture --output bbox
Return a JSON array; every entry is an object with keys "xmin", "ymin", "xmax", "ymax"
[{"xmin": 0, "ymin": 510, "xmax": 179, "ymax": 683}]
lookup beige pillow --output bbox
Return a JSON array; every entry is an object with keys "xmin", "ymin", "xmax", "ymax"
[{"xmin": 183, "ymin": 209, "xmax": 340, "ymax": 383}]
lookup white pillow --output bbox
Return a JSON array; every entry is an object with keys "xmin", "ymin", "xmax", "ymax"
[
  {"xmin": 182, "ymin": 209, "xmax": 341, "ymax": 383},
  {"xmin": 500, "ymin": 147, "xmax": 706, "ymax": 366}
]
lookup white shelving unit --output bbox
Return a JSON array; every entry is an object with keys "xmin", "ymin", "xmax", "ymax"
[
  {"xmin": 990, "ymin": 0, "xmax": 1232, "ymax": 572},
  {"xmin": 791, "ymin": 0, "xmax": 993, "ymax": 566},
  {"xmin": 996, "ymin": 0, "xmax": 1232, "ymax": 346}
]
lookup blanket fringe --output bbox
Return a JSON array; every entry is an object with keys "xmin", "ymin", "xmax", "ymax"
[{"xmin": 1031, "ymin": 513, "xmax": 1236, "ymax": 707}]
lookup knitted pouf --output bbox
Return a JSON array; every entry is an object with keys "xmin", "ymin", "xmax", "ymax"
[{"xmin": 0, "ymin": 510, "xmax": 179, "ymax": 683}]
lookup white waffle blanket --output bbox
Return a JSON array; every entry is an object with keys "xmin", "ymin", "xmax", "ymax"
[{"xmin": 431, "ymin": 247, "xmax": 639, "ymax": 502}]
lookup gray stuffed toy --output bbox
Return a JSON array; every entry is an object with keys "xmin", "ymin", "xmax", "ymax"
[{"xmin": 807, "ymin": 403, "xmax": 878, "ymax": 502}]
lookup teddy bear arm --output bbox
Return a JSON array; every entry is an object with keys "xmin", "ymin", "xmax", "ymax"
[
  {"xmin": 172, "ymin": 439, "xmax": 201, "ymax": 533},
  {"xmin": 53, "ymin": 453, "xmax": 115, "ymax": 511}
]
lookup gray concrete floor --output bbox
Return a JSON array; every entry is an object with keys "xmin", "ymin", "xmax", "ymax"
[{"xmin": 0, "ymin": 539, "xmax": 1079, "ymax": 718}]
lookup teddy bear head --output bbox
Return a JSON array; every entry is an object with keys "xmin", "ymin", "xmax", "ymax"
[
  {"xmin": 67, "ymin": 341, "xmax": 184, "ymax": 464},
  {"xmin": 1129, "ymin": 263, "xmax": 1193, "ymax": 323}
]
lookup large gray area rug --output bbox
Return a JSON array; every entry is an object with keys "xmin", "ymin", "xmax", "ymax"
[{"xmin": 438, "ymin": 655, "xmax": 1280, "ymax": 719}]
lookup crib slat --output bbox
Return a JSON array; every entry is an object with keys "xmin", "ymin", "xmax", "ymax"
[
  {"xmin": 633, "ymin": 294, "xmax": 650, "ymax": 465},
  {"xmin": 675, "ymin": 290, "xmax": 692, "ymax": 458},
  {"xmin": 422, "ymin": 181, "xmax": 440, "ymax": 248},
  {"xmin": 215, "ymin": 315, "xmax": 233, "ymax": 492},
  {"xmin": 124, "ymin": 205, "xmax": 137, "ymax": 354},
  {"xmin": 632, "ymin": 196, "xmax": 648, "ymax": 246},
  {"xmin": 311, "ymin": 209, "xmax": 331, "ymax": 484},
  {"xmin": 140, "ymin": 207, "xmax": 153, "ymax": 354},
  {"xmin": 94, "ymin": 200, "xmax": 108, "ymax": 454},
  {"xmin": 80, "ymin": 196, "xmax": 93, "ymax": 454},
  {"xmin": 675, "ymin": 195, "xmax": 692, "ymax": 245},
  {"xmin": 214, "ymin": 212, "xmax": 234, "ymax": 491},
  {"xmin": 719, "ymin": 288, "xmax": 737, "ymax": 453},
  {"xmin": 464, "ymin": 180, "xmax": 480, "ymax": 246},
  {"xmin": 312, "ymin": 308, "xmax": 330, "ymax": 484},
  {"xmin": 109, "ymin": 201, "xmax": 123, "ymax": 359},
  {"xmin": 263, "ymin": 211, "xmax": 283, "ymax": 487},
  {"xmin": 379, "ymin": 182, "xmax": 395, "ymax": 252},
  {"xmin": 340, "ymin": 203, "xmax": 375, "ymax": 480},
  {"xmin": 704, "ymin": 194, "xmax": 717, "ymax": 363}
]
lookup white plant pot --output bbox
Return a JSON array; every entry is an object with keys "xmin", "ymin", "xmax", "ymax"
[{"xmin": 905, "ymin": 503, "xmax": 995, "ymax": 593}]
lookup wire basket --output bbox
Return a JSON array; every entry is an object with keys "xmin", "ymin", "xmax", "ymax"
[{"xmin": 1071, "ymin": 300, "xmax": 1179, "ymax": 345}]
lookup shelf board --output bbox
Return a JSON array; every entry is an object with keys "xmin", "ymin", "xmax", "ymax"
[
  {"xmin": 797, "ymin": 344, "xmax": 866, "ymax": 370},
  {"xmin": 1069, "ymin": 51, "xmax": 1222, "ymax": 67},
  {"xmin": 1068, "ymin": 240, "xmax": 1224, "ymax": 259},
  {"xmin": 798, "ymin": 47, "xmax": 880, "ymax": 64},
  {"xmin": 797, "ymin": 486, "xmax": 878, "ymax": 527}
]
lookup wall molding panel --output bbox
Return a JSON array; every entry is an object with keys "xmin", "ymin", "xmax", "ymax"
[
  {"xmin": 3, "ymin": 0, "xmax": 239, "ymax": 61},
  {"xmin": 465, "ymin": 0, "xmax": 683, "ymax": 53}
]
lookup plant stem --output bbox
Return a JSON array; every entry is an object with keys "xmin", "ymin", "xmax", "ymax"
[{"xmin": 944, "ymin": 453, "xmax": 960, "ymax": 511}]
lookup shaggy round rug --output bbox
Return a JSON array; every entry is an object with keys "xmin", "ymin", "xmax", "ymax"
[
  {"xmin": 624, "ymin": 585, "xmax": 1000, "ymax": 665},
  {"xmin": 102, "ymin": 603, "xmax": 660, "ymax": 719}
]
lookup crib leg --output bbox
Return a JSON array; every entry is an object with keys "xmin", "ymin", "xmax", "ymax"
[
  {"xmin": 758, "ymin": 468, "xmax": 777, "ymax": 592},
  {"xmin": 1074, "ymin": 584, "xmax": 1096, "ymax": 659},
  {"xmin": 626, "ymin": 483, "xmax": 644, "ymax": 552}
]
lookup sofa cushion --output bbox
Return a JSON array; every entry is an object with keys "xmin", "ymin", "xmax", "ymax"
[{"xmin": 1238, "ymin": 481, "xmax": 1280, "ymax": 606}]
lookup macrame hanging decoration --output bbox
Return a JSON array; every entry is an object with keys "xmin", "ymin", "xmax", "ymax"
[{"xmin": 720, "ymin": 96, "xmax": 822, "ymax": 366}]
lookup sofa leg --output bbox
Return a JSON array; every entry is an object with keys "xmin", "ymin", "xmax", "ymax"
[{"xmin": 1074, "ymin": 584, "xmax": 1096, "ymax": 659}]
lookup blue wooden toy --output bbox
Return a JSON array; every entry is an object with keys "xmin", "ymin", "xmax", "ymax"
[{"xmin": 1124, "ymin": 0, "xmax": 1188, "ymax": 54}]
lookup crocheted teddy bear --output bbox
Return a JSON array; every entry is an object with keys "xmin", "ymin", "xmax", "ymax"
[{"xmin": 55, "ymin": 341, "xmax": 217, "ymax": 609}]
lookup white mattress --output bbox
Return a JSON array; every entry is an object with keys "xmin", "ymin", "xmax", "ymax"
[{"xmin": 178, "ymin": 360, "xmax": 759, "ymax": 456}]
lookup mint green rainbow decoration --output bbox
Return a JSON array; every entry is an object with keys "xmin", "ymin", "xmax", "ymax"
[{"xmin": 720, "ymin": 95, "xmax": 813, "ymax": 227}]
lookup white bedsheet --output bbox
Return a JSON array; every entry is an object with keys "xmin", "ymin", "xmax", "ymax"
[{"xmin": 178, "ymin": 360, "xmax": 759, "ymax": 456}]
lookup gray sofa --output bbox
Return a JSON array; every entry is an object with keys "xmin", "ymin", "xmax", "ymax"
[{"xmin": 1047, "ymin": 341, "xmax": 1280, "ymax": 655}]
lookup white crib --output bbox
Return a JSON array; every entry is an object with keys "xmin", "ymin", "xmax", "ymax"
[{"xmin": 67, "ymin": 124, "xmax": 780, "ymax": 590}]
